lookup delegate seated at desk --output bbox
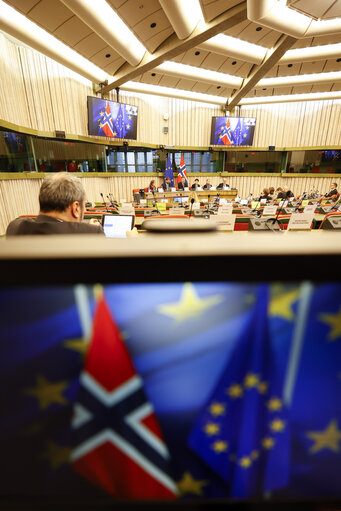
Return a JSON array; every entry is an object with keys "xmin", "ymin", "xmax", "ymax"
[
  {"xmin": 217, "ymin": 178, "xmax": 230, "ymax": 190},
  {"xmin": 162, "ymin": 177, "xmax": 172, "ymax": 191},
  {"xmin": 191, "ymin": 178, "xmax": 201, "ymax": 190},
  {"xmin": 6, "ymin": 172, "xmax": 103, "ymax": 236},
  {"xmin": 203, "ymin": 179, "xmax": 212, "ymax": 190},
  {"xmin": 177, "ymin": 177, "xmax": 188, "ymax": 191}
]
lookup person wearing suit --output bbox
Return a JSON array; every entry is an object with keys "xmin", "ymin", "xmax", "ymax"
[
  {"xmin": 177, "ymin": 177, "xmax": 187, "ymax": 190},
  {"xmin": 191, "ymin": 178, "xmax": 201, "ymax": 190},
  {"xmin": 325, "ymin": 182, "xmax": 338, "ymax": 199},
  {"xmin": 6, "ymin": 172, "xmax": 104, "ymax": 236},
  {"xmin": 203, "ymin": 179, "xmax": 212, "ymax": 190},
  {"xmin": 162, "ymin": 177, "xmax": 172, "ymax": 191},
  {"xmin": 217, "ymin": 178, "xmax": 230, "ymax": 190}
]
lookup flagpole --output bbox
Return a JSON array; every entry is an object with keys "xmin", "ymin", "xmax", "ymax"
[
  {"xmin": 283, "ymin": 281, "xmax": 314, "ymax": 406},
  {"xmin": 74, "ymin": 284, "xmax": 93, "ymax": 343}
]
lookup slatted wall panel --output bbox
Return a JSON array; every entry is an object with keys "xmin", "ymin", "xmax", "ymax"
[
  {"xmin": 241, "ymin": 100, "xmax": 341, "ymax": 148},
  {"xmin": 2, "ymin": 175, "xmax": 340, "ymax": 235}
]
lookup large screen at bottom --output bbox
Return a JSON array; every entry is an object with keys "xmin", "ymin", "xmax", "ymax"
[{"xmin": 0, "ymin": 282, "xmax": 340, "ymax": 503}]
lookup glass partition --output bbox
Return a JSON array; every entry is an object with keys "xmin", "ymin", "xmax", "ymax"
[{"xmin": 0, "ymin": 130, "xmax": 35, "ymax": 172}]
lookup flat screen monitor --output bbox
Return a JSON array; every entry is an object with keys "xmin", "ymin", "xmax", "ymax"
[
  {"xmin": 87, "ymin": 96, "xmax": 138, "ymax": 140},
  {"xmin": 321, "ymin": 150, "xmax": 341, "ymax": 161},
  {"xmin": 102, "ymin": 214, "xmax": 134, "ymax": 238},
  {"xmin": 210, "ymin": 117, "xmax": 256, "ymax": 146}
]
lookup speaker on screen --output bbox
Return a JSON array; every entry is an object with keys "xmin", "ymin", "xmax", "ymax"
[{"xmin": 87, "ymin": 96, "xmax": 138, "ymax": 140}]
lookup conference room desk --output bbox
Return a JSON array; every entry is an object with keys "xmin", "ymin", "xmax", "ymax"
[{"xmin": 145, "ymin": 189, "xmax": 237, "ymax": 203}]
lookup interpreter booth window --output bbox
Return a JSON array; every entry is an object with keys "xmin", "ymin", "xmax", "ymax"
[
  {"xmin": 234, "ymin": 151, "xmax": 281, "ymax": 173},
  {"xmin": 0, "ymin": 129, "xmax": 35, "ymax": 172},
  {"xmin": 302, "ymin": 149, "xmax": 341, "ymax": 174},
  {"xmin": 201, "ymin": 151, "xmax": 216, "ymax": 172},
  {"xmin": 126, "ymin": 151, "xmax": 135, "ymax": 173},
  {"xmin": 32, "ymin": 138, "xmax": 106, "ymax": 172}
]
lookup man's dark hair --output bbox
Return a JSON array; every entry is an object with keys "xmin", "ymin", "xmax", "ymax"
[{"xmin": 39, "ymin": 172, "xmax": 86, "ymax": 212}]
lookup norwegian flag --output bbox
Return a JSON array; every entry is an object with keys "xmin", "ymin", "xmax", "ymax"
[
  {"xmin": 71, "ymin": 295, "xmax": 177, "ymax": 499},
  {"xmin": 220, "ymin": 118, "xmax": 234, "ymax": 146},
  {"xmin": 101, "ymin": 102, "xmax": 115, "ymax": 137},
  {"xmin": 177, "ymin": 153, "xmax": 188, "ymax": 186}
]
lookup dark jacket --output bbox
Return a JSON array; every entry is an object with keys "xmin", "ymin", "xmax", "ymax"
[
  {"xmin": 203, "ymin": 183, "xmax": 212, "ymax": 189},
  {"xmin": 177, "ymin": 182, "xmax": 186, "ymax": 190},
  {"xmin": 325, "ymin": 188, "xmax": 338, "ymax": 198},
  {"xmin": 6, "ymin": 214, "xmax": 104, "ymax": 236},
  {"xmin": 162, "ymin": 182, "xmax": 172, "ymax": 191}
]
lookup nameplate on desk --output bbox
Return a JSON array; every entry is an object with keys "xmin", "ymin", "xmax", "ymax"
[
  {"xmin": 184, "ymin": 187, "xmax": 189, "ymax": 191},
  {"xmin": 119, "ymin": 206, "xmax": 135, "ymax": 215},
  {"xmin": 215, "ymin": 214, "xmax": 236, "ymax": 231},
  {"xmin": 287, "ymin": 213, "xmax": 314, "ymax": 230},
  {"xmin": 160, "ymin": 199, "xmax": 168, "ymax": 203},
  {"xmin": 157, "ymin": 202, "xmax": 167, "ymax": 210},
  {"xmin": 171, "ymin": 207, "xmax": 185, "ymax": 215},
  {"xmin": 219, "ymin": 198, "xmax": 227, "ymax": 205},
  {"xmin": 251, "ymin": 201, "xmax": 261, "ymax": 209},
  {"xmin": 192, "ymin": 202, "xmax": 201, "ymax": 210},
  {"xmin": 218, "ymin": 204, "xmax": 233, "ymax": 215},
  {"xmin": 140, "ymin": 199, "xmax": 147, "ymax": 204},
  {"xmin": 201, "ymin": 198, "xmax": 208, "ymax": 203},
  {"xmin": 158, "ymin": 188, "xmax": 163, "ymax": 192},
  {"xmin": 210, "ymin": 186, "xmax": 216, "ymax": 191},
  {"xmin": 279, "ymin": 200, "xmax": 288, "ymax": 208},
  {"xmin": 262, "ymin": 205, "xmax": 278, "ymax": 216},
  {"xmin": 240, "ymin": 199, "xmax": 248, "ymax": 206},
  {"xmin": 197, "ymin": 187, "xmax": 202, "ymax": 191},
  {"xmin": 303, "ymin": 204, "xmax": 316, "ymax": 214},
  {"xmin": 302, "ymin": 199, "xmax": 309, "ymax": 206},
  {"xmin": 171, "ymin": 187, "xmax": 176, "ymax": 192},
  {"xmin": 260, "ymin": 198, "xmax": 267, "ymax": 204}
]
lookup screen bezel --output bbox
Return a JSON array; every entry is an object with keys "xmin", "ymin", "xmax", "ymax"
[{"xmin": 101, "ymin": 214, "xmax": 135, "ymax": 237}]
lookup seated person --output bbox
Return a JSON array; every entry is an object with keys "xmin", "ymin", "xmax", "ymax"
[
  {"xmin": 259, "ymin": 188, "xmax": 271, "ymax": 201},
  {"xmin": 6, "ymin": 172, "xmax": 104, "ymax": 236},
  {"xmin": 284, "ymin": 186, "xmax": 294, "ymax": 199},
  {"xmin": 191, "ymin": 178, "xmax": 201, "ymax": 190},
  {"xmin": 177, "ymin": 176, "xmax": 187, "ymax": 191},
  {"xmin": 162, "ymin": 177, "xmax": 172, "ymax": 191},
  {"xmin": 276, "ymin": 187, "xmax": 287, "ymax": 200},
  {"xmin": 202, "ymin": 179, "xmax": 212, "ymax": 190},
  {"xmin": 325, "ymin": 182, "xmax": 338, "ymax": 199},
  {"xmin": 268, "ymin": 187, "xmax": 275, "ymax": 200},
  {"xmin": 217, "ymin": 178, "xmax": 230, "ymax": 190},
  {"xmin": 148, "ymin": 179, "xmax": 156, "ymax": 192},
  {"xmin": 68, "ymin": 159, "xmax": 77, "ymax": 172}
]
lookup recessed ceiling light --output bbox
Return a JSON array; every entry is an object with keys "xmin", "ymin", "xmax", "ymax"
[
  {"xmin": 217, "ymin": 85, "xmax": 221, "ymax": 89},
  {"xmin": 150, "ymin": 22, "xmax": 156, "ymax": 28},
  {"xmin": 256, "ymin": 27, "xmax": 262, "ymax": 32},
  {"xmin": 337, "ymin": 58, "xmax": 341, "ymax": 62},
  {"xmin": 151, "ymin": 72, "xmax": 156, "ymax": 76},
  {"xmin": 288, "ymin": 63, "xmax": 293, "ymax": 67},
  {"xmin": 232, "ymin": 61, "xmax": 237, "ymax": 65},
  {"xmin": 195, "ymin": 51, "xmax": 200, "ymax": 56},
  {"xmin": 105, "ymin": 53, "xmax": 111, "ymax": 58},
  {"xmin": 262, "ymin": 88, "xmax": 267, "ymax": 90}
]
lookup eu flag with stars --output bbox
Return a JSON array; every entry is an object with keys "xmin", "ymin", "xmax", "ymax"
[
  {"xmin": 188, "ymin": 284, "xmax": 290, "ymax": 498},
  {"xmin": 164, "ymin": 155, "xmax": 174, "ymax": 186}
]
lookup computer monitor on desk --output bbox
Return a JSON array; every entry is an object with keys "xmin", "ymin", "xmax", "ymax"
[{"xmin": 0, "ymin": 234, "xmax": 341, "ymax": 510}]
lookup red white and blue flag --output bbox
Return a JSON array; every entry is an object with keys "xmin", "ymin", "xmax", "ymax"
[
  {"xmin": 220, "ymin": 118, "xmax": 234, "ymax": 146},
  {"xmin": 71, "ymin": 295, "xmax": 177, "ymax": 499},
  {"xmin": 177, "ymin": 153, "xmax": 188, "ymax": 186},
  {"xmin": 101, "ymin": 102, "xmax": 115, "ymax": 138}
]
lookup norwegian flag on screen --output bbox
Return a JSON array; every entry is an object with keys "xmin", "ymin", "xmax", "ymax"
[
  {"xmin": 71, "ymin": 295, "xmax": 177, "ymax": 499},
  {"xmin": 220, "ymin": 118, "xmax": 234, "ymax": 146},
  {"xmin": 177, "ymin": 153, "xmax": 188, "ymax": 186},
  {"xmin": 101, "ymin": 102, "xmax": 115, "ymax": 137}
]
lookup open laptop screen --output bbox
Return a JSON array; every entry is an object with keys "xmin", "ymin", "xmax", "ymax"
[{"xmin": 102, "ymin": 214, "xmax": 134, "ymax": 238}]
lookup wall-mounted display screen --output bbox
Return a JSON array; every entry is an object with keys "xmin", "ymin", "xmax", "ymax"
[
  {"xmin": 322, "ymin": 150, "xmax": 341, "ymax": 161},
  {"xmin": 210, "ymin": 117, "xmax": 256, "ymax": 146},
  {"xmin": 87, "ymin": 96, "xmax": 138, "ymax": 140}
]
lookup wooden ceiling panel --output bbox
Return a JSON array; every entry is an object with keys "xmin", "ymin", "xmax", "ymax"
[
  {"xmin": 190, "ymin": 82, "xmax": 211, "ymax": 93},
  {"xmin": 200, "ymin": 52, "xmax": 228, "ymax": 71},
  {"xmin": 172, "ymin": 52, "xmax": 186, "ymax": 63},
  {"xmin": 143, "ymin": 27, "xmax": 174, "ymax": 53},
  {"xmin": 291, "ymin": 84, "xmax": 313, "ymax": 93},
  {"xmin": 331, "ymin": 82, "xmax": 341, "ymax": 90},
  {"xmin": 74, "ymin": 32, "xmax": 108, "ymax": 59},
  {"xmin": 106, "ymin": 0, "xmax": 126, "ymax": 9},
  {"xmin": 158, "ymin": 75, "xmax": 181, "ymax": 88},
  {"xmin": 103, "ymin": 57, "xmax": 126, "ymax": 75},
  {"xmin": 90, "ymin": 46, "xmax": 122, "ymax": 68},
  {"xmin": 53, "ymin": 16, "xmax": 92, "ymax": 47},
  {"xmin": 199, "ymin": 0, "xmax": 244, "ymax": 23},
  {"xmin": 218, "ymin": 58, "xmax": 247, "ymax": 74},
  {"xmin": 301, "ymin": 61, "xmax": 326, "ymax": 74},
  {"xmin": 272, "ymin": 86, "xmax": 293, "ymax": 95},
  {"xmin": 311, "ymin": 83, "xmax": 333, "ymax": 92},
  {"xmin": 28, "ymin": 0, "xmax": 72, "ymax": 32},
  {"xmin": 291, "ymin": 38, "xmax": 313, "ymax": 49},
  {"xmin": 254, "ymin": 88, "xmax": 273, "ymax": 96},
  {"xmin": 276, "ymin": 63, "xmax": 302, "ymax": 76},
  {"xmin": 324, "ymin": 59, "xmax": 341, "ymax": 72},
  {"xmin": 179, "ymin": 48, "xmax": 210, "ymax": 67},
  {"xmin": 225, "ymin": 19, "xmax": 250, "ymax": 37},
  {"xmin": 139, "ymin": 72, "xmax": 162, "ymax": 85},
  {"xmin": 3, "ymin": 0, "xmax": 40, "ymax": 14},
  {"xmin": 117, "ymin": 0, "xmax": 161, "ymax": 27},
  {"xmin": 312, "ymin": 33, "xmax": 341, "ymax": 46},
  {"xmin": 176, "ymin": 78, "xmax": 198, "ymax": 90}
]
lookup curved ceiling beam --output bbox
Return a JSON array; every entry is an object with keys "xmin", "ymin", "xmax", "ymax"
[
  {"xmin": 0, "ymin": 0, "xmax": 108, "ymax": 84},
  {"xmin": 282, "ymin": 43, "xmax": 341, "ymax": 64},
  {"xmin": 247, "ymin": 0, "xmax": 341, "ymax": 38},
  {"xmin": 199, "ymin": 34, "xmax": 266, "ymax": 64},
  {"xmin": 159, "ymin": 0, "xmax": 204, "ymax": 40},
  {"xmin": 156, "ymin": 61, "xmax": 242, "ymax": 88},
  {"xmin": 60, "ymin": 0, "xmax": 146, "ymax": 66},
  {"xmin": 257, "ymin": 70, "xmax": 341, "ymax": 88}
]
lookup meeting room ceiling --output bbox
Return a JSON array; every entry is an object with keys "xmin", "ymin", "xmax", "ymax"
[{"xmin": 1, "ymin": 0, "xmax": 341, "ymax": 106}]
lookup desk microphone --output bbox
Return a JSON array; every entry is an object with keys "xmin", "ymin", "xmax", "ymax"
[
  {"xmin": 189, "ymin": 198, "xmax": 195, "ymax": 219},
  {"xmin": 100, "ymin": 193, "xmax": 110, "ymax": 213}
]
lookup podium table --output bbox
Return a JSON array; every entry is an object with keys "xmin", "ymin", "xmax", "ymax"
[{"xmin": 145, "ymin": 189, "xmax": 237, "ymax": 203}]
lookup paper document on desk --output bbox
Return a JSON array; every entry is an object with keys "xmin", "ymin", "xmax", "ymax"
[
  {"xmin": 287, "ymin": 212, "xmax": 314, "ymax": 230},
  {"xmin": 218, "ymin": 204, "xmax": 233, "ymax": 215},
  {"xmin": 214, "ymin": 214, "xmax": 236, "ymax": 231},
  {"xmin": 263, "ymin": 205, "xmax": 278, "ymax": 216}
]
